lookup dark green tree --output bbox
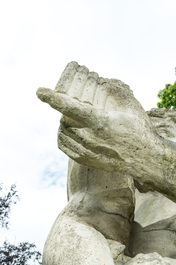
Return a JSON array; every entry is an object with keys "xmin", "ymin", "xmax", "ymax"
[
  {"xmin": 0, "ymin": 241, "xmax": 41, "ymax": 265},
  {"xmin": 0, "ymin": 184, "xmax": 41, "ymax": 265},
  {"xmin": 0, "ymin": 184, "xmax": 19, "ymax": 229},
  {"xmin": 157, "ymin": 82, "xmax": 176, "ymax": 109}
]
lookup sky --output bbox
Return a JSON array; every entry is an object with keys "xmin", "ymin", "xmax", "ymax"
[{"xmin": 0, "ymin": 0, "xmax": 176, "ymax": 258}]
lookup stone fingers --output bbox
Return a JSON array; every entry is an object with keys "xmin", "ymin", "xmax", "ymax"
[
  {"xmin": 57, "ymin": 129, "xmax": 119, "ymax": 172},
  {"xmin": 55, "ymin": 61, "xmax": 79, "ymax": 93},
  {"xmin": 66, "ymin": 65, "xmax": 89, "ymax": 99},
  {"xmin": 58, "ymin": 122, "xmax": 124, "ymax": 170},
  {"xmin": 36, "ymin": 87, "xmax": 105, "ymax": 128},
  {"xmin": 39, "ymin": 61, "xmax": 132, "ymax": 114},
  {"xmin": 54, "ymin": 61, "xmax": 116, "ymax": 110},
  {"xmin": 60, "ymin": 115, "xmax": 83, "ymax": 129},
  {"xmin": 81, "ymin": 72, "xmax": 99, "ymax": 104},
  {"xmin": 58, "ymin": 130, "xmax": 97, "ymax": 166},
  {"xmin": 93, "ymin": 79, "xmax": 110, "ymax": 110},
  {"xmin": 59, "ymin": 124, "xmax": 95, "ymax": 152},
  {"xmin": 55, "ymin": 62, "xmax": 96, "ymax": 104}
]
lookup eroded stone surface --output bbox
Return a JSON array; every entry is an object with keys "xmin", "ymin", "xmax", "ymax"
[
  {"xmin": 37, "ymin": 62, "xmax": 176, "ymax": 202},
  {"xmin": 67, "ymin": 159, "xmax": 135, "ymax": 249},
  {"xmin": 130, "ymin": 109, "xmax": 176, "ymax": 258},
  {"xmin": 36, "ymin": 62, "xmax": 176, "ymax": 264},
  {"xmin": 43, "ymin": 207, "xmax": 114, "ymax": 265},
  {"xmin": 147, "ymin": 108, "xmax": 176, "ymax": 143},
  {"xmin": 125, "ymin": 252, "xmax": 173, "ymax": 265}
]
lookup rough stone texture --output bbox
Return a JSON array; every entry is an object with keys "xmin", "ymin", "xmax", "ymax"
[
  {"xmin": 130, "ymin": 216, "xmax": 176, "ymax": 258},
  {"xmin": 67, "ymin": 159, "xmax": 135, "ymax": 249},
  {"xmin": 134, "ymin": 190, "xmax": 176, "ymax": 227},
  {"xmin": 36, "ymin": 62, "xmax": 176, "ymax": 264},
  {"xmin": 125, "ymin": 253, "xmax": 175, "ymax": 265},
  {"xmin": 42, "ymin": 160, "xmax": 135, "ymax": 264},
  {"xmin": 43, "ymin": 204, "xmax": 114, "ymax": 265},
  {"xmin": 147, "ymin": 108, "xmax": 176, "ymax": 143},
  {"xmin": 129, "ymin": 109, "xmax": 176, "ymax": 258},
  {"xmin": 107, "ymin": 240, "xmax": 126, "ymax": 262},
  {"xmin": 37, "ymin": 62, "xmax": 176, "ymax": 203}
]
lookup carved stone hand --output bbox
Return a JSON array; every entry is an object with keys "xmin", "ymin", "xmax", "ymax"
[{"xmin": 37, "ymin": 62, "xmax": 176, "ymax": 202}]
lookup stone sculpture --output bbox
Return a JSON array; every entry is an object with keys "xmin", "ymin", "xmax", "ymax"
[{"xmin": 37, "ymin": 62, "xmax": 176, "ymax": 264}]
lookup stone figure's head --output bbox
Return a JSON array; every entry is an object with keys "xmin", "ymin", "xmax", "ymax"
[{"xmin": 147, "ymin": 108, "xmax": 176, "ymax": 143}]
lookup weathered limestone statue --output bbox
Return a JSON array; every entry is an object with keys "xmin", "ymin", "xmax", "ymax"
[
  {"xmin": 37, "ymin": 62, "xmax": 176, "ymax": 264},
  {"xmin": 131, "ymin": 109, "xmax": 176, "ymax": 260}
]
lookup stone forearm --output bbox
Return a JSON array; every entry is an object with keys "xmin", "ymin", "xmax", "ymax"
[{"xmin": 123, "ymin": 137, "xmax": 176, "ymax": 203}]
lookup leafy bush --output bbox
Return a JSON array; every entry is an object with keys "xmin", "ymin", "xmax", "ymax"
[
  {"xmin": 157, "ymin": 82, "xmax": 176, "ymax": 109},
  {"xmin": 0, "ymin": 184, "xmax": 41, "ymax": 264}
]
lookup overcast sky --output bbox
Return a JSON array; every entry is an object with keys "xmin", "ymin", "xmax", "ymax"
[{"xmin": 1, "ymin": 0, "xmax": 176, "ymax": 256}]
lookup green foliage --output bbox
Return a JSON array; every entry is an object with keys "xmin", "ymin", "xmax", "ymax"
[
  {"xmin": 0, "ymin": 184, "xmax": 41, "ymax": 264},
  {"xmin": 0, "ymin": 184, "xmax": 19, "ymax": 228},
  {"xmin": 157, "ymin": 82, "xmax": 176, "ymax": 109},
  {"xmin": 0, "ymin": 241, "xmax": 41, "ymax": 265}
]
